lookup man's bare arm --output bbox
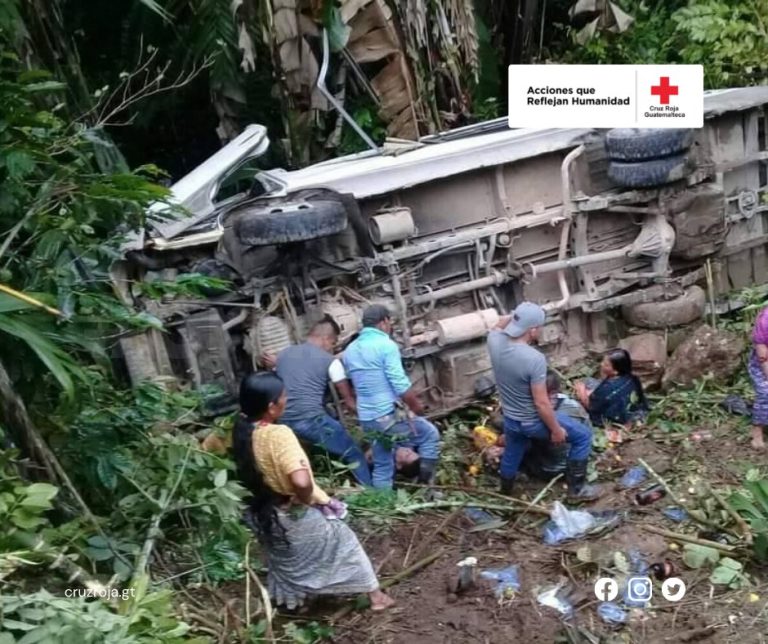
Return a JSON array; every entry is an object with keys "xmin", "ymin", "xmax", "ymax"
[
  {"xmin": 401, "ymin": 388, "xmax": 425, "ymax": 416},
  {"xmin": 334, "ymin": 379, "xmax": 357, "ymax": 412}
]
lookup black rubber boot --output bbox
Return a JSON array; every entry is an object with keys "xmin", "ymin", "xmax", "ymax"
[
  {"xmin": 566, "ymin": 459, "xmax": 602, "ymax": 501},
  {"xmin": 417, "ymin": 458, "xmax": 438, "ymax": 484},
  {"xmin": 500, "ymin": 476, "xmax": 516, "ymax": 496}
]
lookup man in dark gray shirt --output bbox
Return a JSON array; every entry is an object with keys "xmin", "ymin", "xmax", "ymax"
[
  {"xmin": 275, "ymin": 317, "xmax": 372, "ymax": 486},
  {"xmin": 487, "ymin": 302, "xmax": 600, "ymax": 500}
]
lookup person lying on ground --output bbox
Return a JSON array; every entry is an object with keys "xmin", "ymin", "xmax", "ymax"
[
  {"xmin": 573, "ymin": 348, "xmax": 649, "ymax": 429},
  {"xmin": 232, "ymin": 371, "xmax": 394, "ymax": 612},
  {"xmin": 749, "ymin": 306, "xmax": 768, "ymax": 450},
  {"xmin": 268, "ymin": 316, "xmax": 371, "ymax": 486},
  {"xmin": 343, "ymin": 305, "xmax": 441, "ymax": 489},
  {"xmin": 486, "ymin": 301, "xmax": 601, "ymax": 500},
  {"xmin": 363, "ymin": 445, "xmax": 421, "ymax": 481}
]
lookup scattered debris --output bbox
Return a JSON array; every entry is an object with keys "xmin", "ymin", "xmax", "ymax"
[
  {"xmin": 468, "ymin": 518, "xmax": 508, "ymax": 533},
  {"xmin": 635, "ymin": 484, "xmax": 667, "ymax": 505},
  {"xmin": 649, "ymin": 559, "xmax": 676, "ymax": 580},
  {"xmin": 480, "ymin": 564, "xmax": 521, "ymax": 599},
  {"xmin": 543, "ymin": 503, "xmax": 622, "ymax": 545},
  {"xmin": 597, "ymin": 601, "xmax": 628, "ymax": 626},
  {"xmin": 644, "ymin": 525, "xmax": 736, "ymax": 553},
  {"xmin": 619, "ymin": 465, "xmax": 648, "ymax": 489},
  {"xmin": 662, "ymin": 507, "xmax": 689, "ymax": 523},
  {"xmin": 628, "ymin": 549, "xmax": 649, "ymax": 574},
  {"xmin": 536, "ymin": 582, "xmax": 573, "ymax": 619},
  {"xmin": 473, "ymin": 425, "xmax": 499, "ymax": 450},
  {"xmin": 720, "ymin": 394, "xmax": 752, "ymax": 417},
  {"xmin": 464, "ymin": 507, "xmax": 496, "ymax": 525},
  {"xmin": 448, "ymin": 556, "xmax": 478, "ymax": 594},
  {"xmin": 544, "ymin": 502, "xmax": 596, "ymax": 542},
  {"xmin": 662, "ymin": 325, "xmax": 745, "ymax": 389},
  {"xmin": 697, "ymin": 531, "xmax": 732, "ymax": 546}
]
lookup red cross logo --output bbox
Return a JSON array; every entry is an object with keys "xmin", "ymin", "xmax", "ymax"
[{"xmin": 651, "ymin": 77, "xmax": 678, "ymax": 105}]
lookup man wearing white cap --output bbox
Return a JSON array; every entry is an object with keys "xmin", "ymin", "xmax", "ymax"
[{"xmin": 487, "ymin": 302, "xmax": 600, "ymax": 500}]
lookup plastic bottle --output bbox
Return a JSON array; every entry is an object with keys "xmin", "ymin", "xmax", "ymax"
[{"xmin": 649, "ymin": 559, "xmax": 676, "ymax": 580}]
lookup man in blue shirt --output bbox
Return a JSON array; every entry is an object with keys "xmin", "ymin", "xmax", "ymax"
[{"xmin": 343, "ymin": 305, "xmax": 441, "ymax": 488}]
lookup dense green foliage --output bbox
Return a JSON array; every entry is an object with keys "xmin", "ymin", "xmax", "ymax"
[
  {"xmin": 674, "ymin": 0, "xmax": 768, "ymax": 87},
  {"xmin": 561, "ymin": 0, "xmax": 768, "ymax": 88},
  {"xmin": 0, "ymin": 53, "xmax": 168, "ymax": 399}
]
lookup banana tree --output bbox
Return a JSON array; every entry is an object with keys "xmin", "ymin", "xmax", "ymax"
[
  {"xmin": 132, "ymin": 0, "xmax": 482, "ymax": 163},
  {"xmin": 569, "ymin": 0, "xmax": 634, "ymax": 45}
]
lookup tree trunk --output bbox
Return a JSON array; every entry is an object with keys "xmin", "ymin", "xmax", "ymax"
[
  {"xmin": 0, "ymin": 356, "xmax": 48, "ymax": 477},
  {"xmin": 0, "ymin": 357, "xmax": 98, "ymax": 525}
]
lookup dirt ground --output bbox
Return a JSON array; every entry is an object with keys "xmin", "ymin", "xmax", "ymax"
[{"xmin": 323, "ymin": 424, "xmax": 768, "ymax": 644}]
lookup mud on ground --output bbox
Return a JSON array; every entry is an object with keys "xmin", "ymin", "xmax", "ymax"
[{"xmin": 327, "ymin": 423, "xmax": 768, "ymax": 644}]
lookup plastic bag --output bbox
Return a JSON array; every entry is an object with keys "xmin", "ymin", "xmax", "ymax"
[
  {"xmin": 619, "ymin": 465, "xmax": 648, "ymax": 489},
  {"xmin": 464, "ymin": 507, "xmax": 496, "ymax": 525},
  {"xmin": 662, "ymin": 506, "xmax": 689, "ymax": 523},
  {"xmin": 318, "ymin": 498, "xmax": 348, "ymax": 520},
  {"xmin": 720, "ymin": 394, "xmax": 751, "ymax": 417},
  {"xmin": 536, "ymin": 583, "xmax": 573, "ymax": 618},
  {"xmin": 473, "ymin": 425, "xmax": 499, "ymax": 450},
  {"xmin": 544, "ymin": 508, "xmax": 622, "ymax": 545},
  {"xmin": 480, "ymin": 564, "xmax": 521, "ymax": 598},
  {"xmin": 627, "ymin": 549, "xmax": 649, "ymax": 574},
  {"xmin": 552, "ymin": 501, "xmax": 596, "ymax": 535},
  {"xmin": 598, "ymin": 602, "xmax": 628, "ymax": 625}
]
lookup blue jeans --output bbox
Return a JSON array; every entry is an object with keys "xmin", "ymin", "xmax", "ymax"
[
  {"xmin": 289, "ymin": 415, "xmax": 372, "ymax": 486},
  {"xmin": 361, "ymin": 413, "xmax": 441, "ymax": 489},
  {"xmin": 500, "ymin": 413, "xmax": 593, "ymax": 479}
]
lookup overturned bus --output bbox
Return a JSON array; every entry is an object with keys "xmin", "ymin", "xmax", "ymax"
[{"xmin": 113, "ymin": 87, "xmax": 768, "ymax": 415}]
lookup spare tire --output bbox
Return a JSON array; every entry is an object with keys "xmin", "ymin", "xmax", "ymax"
[
  {"xmin": 605, "ymin": 128, "xmax": 693, "ymax": 161},
  {"xmin": 608, "ymin": 153, "xmax": 692, "ymax": 189},
  {"xmin": 234, "ymin": 199, "xmax": 348, "ymax": 246},
  {"xmin": 622, "ymin": 285, "xmax": 706, "ymax": 329}
]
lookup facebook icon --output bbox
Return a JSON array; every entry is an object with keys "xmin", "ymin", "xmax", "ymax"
[{"xmin": 594, "ymin": 577, "xmax": 619, "ymax": 602}]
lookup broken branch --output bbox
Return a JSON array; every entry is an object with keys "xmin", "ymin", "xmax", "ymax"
[
  {"xmin": 513, "ymin": 473, "xmax": 563, "ymax": 528},
  {"xmin": 708, "ymin": 484, "xmax": 753, "ymax": 545},
  {"xmin": 330, "ymin": 548, "xmax": 446, "ymax": 623},
  {"xmin": 244, "ymin": 540, "xmax": 274, "ymax": 643},
  {"xmin": 368, "ymin": 500, "xmax": 548, "ymax": 515},
  {"xmin": 638, "ymin": 458, "xmax": 724, "ymax": 532},
  {"xmin": 410, "ymin": 505, "xmax": 464, "ymax": 563},
  {"xmin": 398, "ymin": 482, "xmax": 550, "ymax": 514},
  {"xmin": 642, "ymin": 525, "xmax": 737, "ymax": 553}
]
